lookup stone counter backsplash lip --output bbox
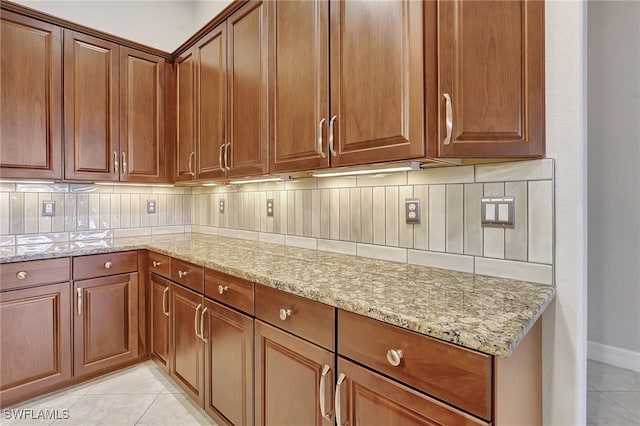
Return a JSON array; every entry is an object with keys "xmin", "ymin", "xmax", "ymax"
[{"xmin": 0, "ymin": 233, "xmax": 555, "ymax": 358}]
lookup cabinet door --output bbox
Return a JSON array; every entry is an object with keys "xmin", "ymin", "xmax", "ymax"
[
  {"xmin": 150, "ymin": 274, "xmax": 171, "ymax": 371},
  {"xmin": 170, "ymin": 284, "xmax": 204, "ymax": 405},
  {"xmin": 438, "ymin": 1, "xmax": 544, "ymax": 157},
  {"xmin": 120, "ymin": 47, "xmax": 166, "ymax": 183},
  {"xmin": 175, "ymin": 48, "xmax": 196, "ymax": 182},
  {"xmin": 335, "ymin": 358, "xmax": 489, "ymax": 426},
  {"xmin": 329, "ymin": 0, "xmax": 424, "ymax": 166},
  {"xmin": 255, "ymin": 320, "xmax": 334, "ymax": 426},
  {"xmin": 0, "ymin": 282, "xmax": 71, "ymax": 407},
  {"xmin": 227, "ymin": 0, "xmax": 269, "ymax": 177},
  {"xmin": 0, "ymin": 12, "xmax": 62, "ymax": 180},
  {"xmin": 73, "ymin": 273, "xmax": 139, "ymax": 377},
  {"xmin": 196, "ymin": 24, "xmax": 227, "ymax": 180},
  {"xmin": 204, "ymin": 299, "xmax": 253, "ymax": 426},
  {"xmin": 268, "ymin": 0, "xmax": 329, "ymax": 173},
  {"xmin": 64, "ymin": 30, "xmax": 120, "ymax": 181}
]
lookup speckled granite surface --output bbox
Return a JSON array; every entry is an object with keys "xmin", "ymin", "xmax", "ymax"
[{"xmin": 0, "ymin": 233, "xmax": 555, "ymax": 357}]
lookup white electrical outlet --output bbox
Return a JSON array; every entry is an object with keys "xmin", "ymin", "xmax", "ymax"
[
  {"xmin": 266, "ymin": 199, "xmax": 274, "ymax": 217},
  {"xmin": 404, "ymin": 198, "xmax": 421, "ymax": 224},
  {"xmin": 219, "ymin": 199, "xmax": 225, "ymax": 214},
  {"xmin": 147, "ymin": 200, "xmax": 157, "ymax": 214},
  {"xmin": 42, "ymin": 201, "xmax": 55, "ymax": 217}
]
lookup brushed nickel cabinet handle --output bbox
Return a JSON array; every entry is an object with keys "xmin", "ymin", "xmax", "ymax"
[
  {"xmin": 317, "ymin": 118, "xmax": 326, "ymax": 158},
  {"xmin": 178, "ymin": 270, "xmax": 189, "ymax": 278},
  {"xmin": 188, "ymin": 152, "xmax": 196, "ymax": 177},
  {"xmin": 279, "ymin": 308, "xmax": 292, "ymax": 321},
  {"xmin": 16, "ymin": 271, "xmax": 27, "ymax": 280},
  {"xmin": 104, "ymin": 261, "xmax": 112, "ymax": 269},
  {"xmin": 162, "ymin": 287, "xmax": 169, "ymax": 317},
  {"xmin": 152, "ymin": 260, "xmax": 162, "ymax": 268},
  {"xmin": 386, "ymin": 349, "xmax": 404, "ymax": 367},
  {"xmin": 319, "ymin": 364, "xmax": 332, "ymax": 421},
  {"xmin": 328, "ymin": 115, "xmax": 337, "ymax": 157},
  {"xmin": 335, "ymin": 373, "xmax": 346, "ymax": 426},
  {"xmin": 443, "ymin": 93, "xmax": 453, "ymax": 145},
  {"xmin": 121, "ymin": 151, "xmax": 127, "ymax": 175},
  {"xmin": 194, "ymin": 303, "xmax": 202, "ymax": 338},
  {"xmin": 219, "ymin": 143, "xmax": 225, "ymax": 172},
  {"xmin": 200, "ymin": 307, "xmax": 208, "ymax": 342},
  {"xmin": 76, "ymin": 288, "xmax": 82, "ymax": 316},
  {"xmin": 218, "ymin": 285, "xmax": 228, "ymax": 295},
  {"xmin": 113, "ymin": 151, "xmax": 119, "ymax": 174},
  {"xmin": 224, "ymin": 143, "xmax": 231, "ymax": 171}
]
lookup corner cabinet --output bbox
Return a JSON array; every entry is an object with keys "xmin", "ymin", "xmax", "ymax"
[
  {"xmin": 0, "ymin": 11, "xmax": 63, "ymax": 180},
  {"xmin": 437, "ymin": 0, "xmax": 545, "ymax": 157}
]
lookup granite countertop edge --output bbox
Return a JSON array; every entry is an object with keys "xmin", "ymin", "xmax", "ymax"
[{"xmin": 0, "ymin": 234, "xmax": 556, "ymax": 358}]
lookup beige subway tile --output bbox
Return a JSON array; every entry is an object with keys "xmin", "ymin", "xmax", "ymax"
[
  {"xmin": 266, "ymin": 192, "xmax": 274, "ymax": 233},
  {"xmin": 130, "ymin": 194, "xmax": 141, "ymax": 228},
  {"xmin": 166, "ymin": 194, "xmax": 176, "ymax": 226},
  {"xmin": 156, "ymin": 194, "xmax": 166, "ymax": 227},
  {"xmin": 237, "ymin": 229, "xmax": 260, "ymax": 241},
  {"xmin": 385, "ymin": 187, "xmax": 399, "ymax": 247},
  {"xmin": 139, "ymin": 195, "xmax": 150, "ymax": 228},
  {"xmin": 114, "ymin": 227, "xmax": 151, "ymax": 238},
  {"xmin": 77, "ymin": 193, "xmax": 90, "ymax": 230},
  {"xmin": 528, "ymin": 180, "xmax": 553, "ymax": 264},
  {"xmin": 285, "ymin": 235, "xmax": 317, "ymax": 250},
  {"xmin": 151, "ymin": 225, "xmax": 186, "ymax": 235},
  {"xmin": 463, "ymin": 183, "xmax": 483, "ymax": 256},
  {"xmin": 183, "ymin": 194, "xmax": 192, "ymax": 226},
  {"xmin": 505, "ymin": 182, "xmax": 528, "ymax": 261},
  {"xmin": 311, "ymin": 189, "xmax": 320, "ymax": 238},
  {"xmin": 99, "ymin": 194, "xmax": 111, "ymax": 229},
  {"xmin": 413, "ymin": 185, "xmax": 428, "ymax": 250},
  {"xmin": 330, "ymin": 188, "xmax": 340, "ymax": 240},
  {"xmin": 295, "ymin": 190, "xmax": 304, "ymax": 236},
  {"xmin": 24, "ymin": 193, "xmax": 39, "ymax": 234},
  {"xmin": 273, "ymin": 191, "xmax": 281, "ymax": 233},
  {"xmin": 302, "ymin": 190, "xmax": 313, "ymax": 237},
  {"xmin": 0, "ymin": 193, "xmax": 9, "ymax": 235},
  {"xmin": 219, "ymin": 228, "xmax": 238, "ymax": 239},
  {"xmin": 475, "ymin": 257, "xmax": 553, "ymax": 285},
  {"xmin": 317, "ymin": 176, "xmax": 356, "ymax": 189},
  {"xmin": 0, "ymin": 183, "xmax": 16, "ymax": 192},
  {"xmin": 356, "ymin": 172, "xmax": 407, "ymax": 187},
  {"xmin": 483, "ymin": 183, "xmax": 505, "ymax": 259},
  {"xmin": 357, "ymin": 243, "xmax": 407, "ymax": 263},
  {"xmin": 285, "ymin": 178, "xmax": 317, "ymax": 190},
  {"xmin": 119, "ymin": 194, "xmax": 131, "ymax": 229},
  {"xmin": 398, "ymin": 186, "xmax": 414, "ymax": 248},
  {"xmin": 349, "ymin": 188, "xmax": 361, "ymax": 243},
  {"xmin": 287, "ymin": 190, "xmax": 296, "ymax": 235},
  {"xmin": 428, "ymin": 185, "xmax": 446, "ymax": 252},
  {"xmin": 64, "ymin": 193, "xmax": 77, "ymax": 232},
  {"xmin": 51, "ymin": 193, "xmax": 65, "ymax": 233},
  {"xmin": 174, "ymin": 194, "xmax": 183, "ymax": 225},
  {"xmin": 445, "ymin": 184, "xmax": 464, "ymax": 254},
  {"xmin": 279, "ymin": 191, "xmax": 288, "ymax": 234},
  {"xmin": 259, "ymin": 232, "xmax": 285, "ymax": 245},
  {"xmin": 339, "ymin": 188, "xmax": 350, "ymax": 241},
  {"xmin": 372, "ymin": 187, "xmax": 385, "ymax": 245},
  {"xmin": 475, "ymin": 159, "xmax": 554, "ymax": 183},
  {"xmin": 253, "ymin": 193, "xmax": 261, "ymax": 232},
  {"xmin": 408, "ymin": 165, "xmax": 474, "ymax": 185},
  {"xmin": 38, "ymin": 193, "xmax": 52, "ymax": 234},
  {"xmin": 408, "ymin": 250, "xmax": 474, "ymax": 273},
  {"xmin": 360, "ymin": 188, "xmax": 373, "ymax": 244},
  {"xmin": 10, "ymin": 193, "xmax": 25, "ymax": 234},
  {"xmin": 318, "ymin": 239, "xmax": 357, "ymax": 256},
  {"xmin": 259, "ymin": 191, "xmax": 267, "ymax": 233},
  {"xmin": 110, "ymin": 194, "xmax": 121, "ymax": 229}
]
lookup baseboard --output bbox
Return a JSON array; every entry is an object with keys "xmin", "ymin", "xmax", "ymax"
[{"xmin": 588, "ymin": 340, "xmax": 640, "ymax": 373}]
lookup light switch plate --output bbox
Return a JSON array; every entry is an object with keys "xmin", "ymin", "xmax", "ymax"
[
  {"xmin": 147, "ymin": 200, "xmax": 157, "ymax": 214},
  {"xmin": 481, "ymin": 196, "xmax": 515, "ymax": 228},
  {"xmin": 404, "ymin": 198, "xmax": 421, "ymax": 224},
  {"xmin": 219, "ymin": 199, "xmax": 225, "ymax": 214},
  {"xmin": 42, "ymin": 201, "xmax": 55, "ymax": 217},
  {"xmin": 266, "ymin": 199, "xmax": 274, "ymax": 217}
]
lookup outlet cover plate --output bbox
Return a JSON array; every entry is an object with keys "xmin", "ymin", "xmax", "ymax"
[
  {"xmin": 219, "ymin": 199, "xmax": 225, "ymax": 214},
  {"xmin": 266, "ymin": 199, "xmax": 274, "ymax": 217},
  {"xmin": 42, "ymin": 201, "xmax": 55, "ymax": 217},
  {"xmin": 404, "ymin": 198, "xmax": 421, "ymax": 224},
  {"xmin": 481, "ymin": 196, "xmax": 515, "ymax": 228},
  {"xmin": 147, "ymin": 200, "xmax": 157, "ymax": 214}
]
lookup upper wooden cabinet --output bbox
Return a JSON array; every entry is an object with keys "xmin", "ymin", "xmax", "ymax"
[
  {"xmin": 437, "ymin": 0, "xmax": 545, "ymax": 158},
  {"xmin": 65, "ymin": 30, "xmax": 167, "ymax": 182},
  {"xmin": 0, "ymin": 11, "xmax": 63, "ymax": 180},
  {"xmin": 175, "ymin": 47, "xmax": 196, "ymax": 182}
]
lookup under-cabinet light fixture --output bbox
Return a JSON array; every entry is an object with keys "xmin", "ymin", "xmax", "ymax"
[
  {"xmin": 228, "ymin": 177, "xmax": 291, "ymax": 185},
  {"xmin": 94, "ymin": 182, "xmax": 175, "ymax": 188},
  {"xmin": 0, "ymin": 179, "xmax": 57, "ymax": 184},
  {"xmin": 202, "ymin": 183, "xmax": 218, "ymax": 187},
  {"xmin": 312, "ymin": 161, "xmax": 422, "ymax": 178}
]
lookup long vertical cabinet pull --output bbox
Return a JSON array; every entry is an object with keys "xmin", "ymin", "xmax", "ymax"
[
  {"xmin": 76, "ymin": 288, "xmax": 82, "ymax": 315},
  {"xmin": 199, "ymin": 307, "xmax": 208, "ymax": 342},
  {"xmin": 162, "ymin": 287, "xmax": 170, "ymax": 316},
  {"xmin": 317, "ymin": 118, "xmax": 326, "ymax": 158},
  {"xmin": 188, "ymin": 152, "xmax": 196, "ymax": 177},
  {"xmin": 194, "ymin": 303, "xmax": 202, "ymax": 338},
  {"xmin": 224, "ymin": 143, "xmax": 231, "ymax": 171},
  {"xmin": 219, "ymin": 144, "xmax": 225, "ymax": 172},
  {"xmin": 334, "ymin": 373, "xmax": 346, "ymax": 426},
  {"xmin": 121, "ymin": 152, "xmax": 127, "ymax": 175},
  {"xmin": 319, "ymin": 364, "xmax": 332, "ymax": 420},
  {"xmin": 328, "ymin": 116, "xmax": 338, "ymax": 157},
  {"xmin": 113, "ymin": 151, "xmax": 119, "ymax": 174},
  {"xmin": 443, "ymin": 93, "xmax": 453, "ymax": 145}
]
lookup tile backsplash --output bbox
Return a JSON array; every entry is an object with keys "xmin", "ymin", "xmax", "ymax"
[{"xmin": 0, "ymin": 159, "xmax": 554, "ymax": 285}]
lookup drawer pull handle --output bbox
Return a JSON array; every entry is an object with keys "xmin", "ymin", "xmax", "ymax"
[
  {"xmin": 200, "ymin": 307, "xmax": 208, "ymax": 343},
  {"xmin": 162, "ymin": 287, "xmax": 170, "ymax": 317},
  {"xmin": 16, "ymin": 271, "xmax": 27, "ymax": 280},
  {"xmin": 104, "ymin": 261, "xmax": 112, "ymax": 269},
  {"xmin": 386, "ymin": 349, "xmax": 404, "ymax": 367},
  {"xmin": 279, "ymin": 308, "xmax": 292, "ymax": 321},
  {"xmin": 194, "ymin": 304, "xmax": 202, "ymax": 338},
  {"xmin": 335, "ymin": 373, "xmax": 346, "ymax": 426},
  {"xmin": 178, "ymin": 270, "xmax": 188, "ymax": 278},
  {"xmin": 319, "ymin": 364, "xmax": 332, "ymax": 420},
  {"xmin": 152, "ymin": 260, "xmax": 162, "ymax": 268},
  {"xmin": 218, "ymin": 285, "xmax": 229, "ymax": 295},
  {"xmin": 76, "ymin": 288, "xmax": 82, "ymax": 316}
]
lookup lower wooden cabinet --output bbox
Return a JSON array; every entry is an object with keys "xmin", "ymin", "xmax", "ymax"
[
  {"xmin": 335, "ymin": 357, "xmax": 488, "ymax": 426},
  {"xmin": 170, "ymin": 283, "xmax": 205, "ymax": 405},
  {"xmin": 150, "ymin": 273, "xmax": 171, "ymax": 371},
  {"xmin": 255, "ymin": 320, "xmax": 334, "ymax": 426},
  {"xmin": 203, "ymin": 299, "xmax": 254, "ymax": 426},
  {"xmin": 0, "ymin": 282, "xmax": 72, "ymax": 407},
  {"xmin": 73, "ymin": 273, "xmax": 139, "ymax": 377}
]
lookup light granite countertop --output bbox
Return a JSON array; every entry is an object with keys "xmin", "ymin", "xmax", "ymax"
[{"xmin": 0, "ymin": 233, "xmax": 555, "ymax": 357}]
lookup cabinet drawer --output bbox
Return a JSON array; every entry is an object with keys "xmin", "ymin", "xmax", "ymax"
[
  {"xmin": 0, "ymin": 258, "xmax": 70, "ymax": 291},
  {"xmin": 73, "ymin": 251, "xmax": 137, "ymax": 280},
  {"xmin": 171, "ymin": 258, "xmax": 204, "ymax": 293},
  {"xmin": 255, "ymin": 284, "xmax": 334, "ymax": 351},
  {"xmin": 338, "ymin": 310, "xmax": 492, "ymax": 421},
  {"xmin": 149, "ymin": 252, "xmax": 170, "ymax": 278},
  {"xmin": 205, "ymin": 268, "xmax": 254, "ymax": 315}
]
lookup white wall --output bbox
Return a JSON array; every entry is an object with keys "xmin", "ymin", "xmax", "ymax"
[
  {"xmin": 544, "ymin": 1, "xmax": 588, "ymax": 424},
  {"xmin": 13, "ymin": 1, "xmax": 232, "ymax": 52},
  {"xmin": 587, "ymin": 1, "xmax": 640, "ymax": 368}
]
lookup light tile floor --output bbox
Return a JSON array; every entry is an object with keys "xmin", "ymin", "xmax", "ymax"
[
  {"xmin": 588, "ymin": 360, "xmax": 640, "ymax": 425},
  {"xmin": 2, "ymin": 361, "xmax": 216, "ymax": 426}
]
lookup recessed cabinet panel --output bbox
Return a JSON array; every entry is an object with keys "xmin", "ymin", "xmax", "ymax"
[
  {"xmin": 0, "ymin": 12, "xmax": 62, "ymax": 179},
  {"xmin": 176, "ymin": 49, "xmax": 196, "ymax": 182},
  {"xmin": 438, "ymin": 0, "xmax": 545, "ymax": 157},
  {"xmin": 150, "ymin": 274, "xmax": 171, "ymax": 370},
  {"xmin": 64, "ymin": 30, "xmax": 120, "ymax": 181}
]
